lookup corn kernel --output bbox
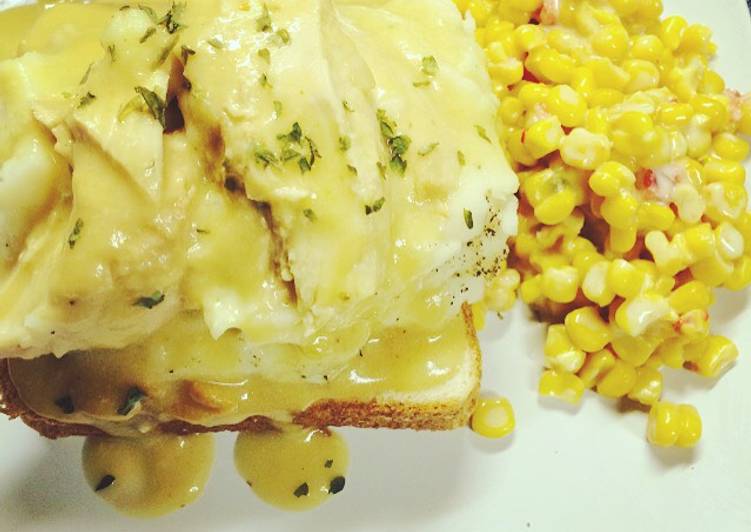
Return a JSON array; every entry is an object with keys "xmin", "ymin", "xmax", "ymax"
[
  {"xmin": 545, "ymin": 324, "xmax": 587, "ymax": 372},
  {"xmin": 715, "ymin": 222, "xmax": 745, "ymax": 261},
  {"xmin": 520, "ymin": 275, "xmax": 543, "ymax": 304},
  {"xmin": 656, "ymin": 102, "xmax": 694, "ymax": 128},
  {"xmin": 637, "ymin": 202, "xmax": 675, "ymax": 231},
  {"xmin": 690, "ymin": 251, "xmax": 733, "ymax": 287},
  {"xmin": 513, "ymin": 23, "xmax": 545, "ymax": 53},
  {"xmin": 705, "ymin": 159, "xmax": 746, "ymax": 186},
  {"xmin": 624, "ymin": 59, "xmax": 661, "ymax": 93},
  {"xmin": 571, "ymin": 67, "xmax": 596, "ymax": 99},
  {"xmin": 683, "ymin": 223, "xmax": 715, "ymax": 260},
  {"xmin": 656, "ymin": 337, "xmax": 689, "ymax": 368},
  {"xmin": 541, "ymin": 266, "xmax": 580, "ymax": 303},
  {"xmin": 672, "ymin": 183, "xmax": 706, "ymax": 224},
  {"xmin": 601, "ymin": 192, "xmax": 638, "ymax": 229},
  {"xmin": 607, "ymin": 260, "xmax": 645, "ymax": 299},
  {"xmin": 563, "ymin": 307, "xmax": 611, "ymax": 353},
  {"xmin": 471, "ymin": 397, "xmax": 516, "ymax": 439},
  {"xmin": 539, "ymin": 369, "xmax": 586, "ymax": 404},
  {"xmin": 589, "ymin": 161, "xmax": 636, "ymax": 198},
  {"xmin": 659, "ymin": 16, "xmax": 688, "ymax": 51},
  {"xmin": 615, "ymin": 294, "xmax": 674, "ymax": 337},
  {"xmin": 578, "ymin": 349, "xmax": 616, "ymax": 388},
  {"xmin": 700, "ymin": 69, "xmax": 726, "ymax": 94},
  {"xmin": 546, "ymin": 85, "xmax": 587, "ymax": 128},
  {"xmin": 597, "ymin": 360, "xmax": 637, "ymax": 398},
  {"xmin": 691, "ymin": 94, "xmax": 730, "ymax": 132},
  {"xmin": 507, "ymin": 128, "xmax": 537, "ymax": 166},
  {"xmin": 675, "ymin": 404, "xmax": 702, "ymax": 448},
  {"xmin": 725, "ymin": 256, "xmax": 751, "ymax": 291},
  {"xmin": 628, "ymin": 367, "xmax": 663, "ymax": 406},
  {"xmin": 485, "ymin": 269, "xmax": 521, "ymax": 313},
  {"xmin": 560, "ymin": 128, "xmax": 611, "ymax": 170},
  {"xmin": 591, "ymin": 24, "xmax": 629, "ymax": 62},
  {"xmin": 694, "ymin": 335, "xmax": 738, "ymax": 378},
  {"xmin": 648, "ymin": 401, "xmax": 701, "ymax": 448},
  {"xmin": 586, "ymin": 57, "xmax": 630, "ymax": 91},
  {"xmin": 630, "ymin": 35, "xmax": 665, "ymax": 62},
  {"xmin": 518, "ymin": 82, "xmax": 549, "ymax": 107},
  {"xmin": 612, "ymin": 329, "xmax": 663, "ymax": 366},
  {"xmin": 669, "ymin": 281, "xmax": 712, "ymax": 313},
  {"xmin": 524, "ymin": 116, "xmax": 565, "ymax": 159},
  {"xmin": 499, "ymin": 97, "xmax": 524, "ymax": 127},
  {"xmin": 534, "ymin": 189, "xmax": 577, "ymax": 226},
  {"xmin": 713, "ymin": 133, "xmax": 750, "ymax": 161},
  {"xmin": 678, "ymin": 24, "xmax": 714, "ymax": 56},
  {"xmin": 526, "ymin": 46, "xmax": 576, "ymax": 84},
  {"xmin": 582, "ymin": 261, "xmax": 616, "ymax": 306}
]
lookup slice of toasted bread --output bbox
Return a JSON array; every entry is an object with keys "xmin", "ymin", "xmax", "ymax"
[{"xmin": 0, "ymin": 306, "xmax": 481, "ymax": 439}]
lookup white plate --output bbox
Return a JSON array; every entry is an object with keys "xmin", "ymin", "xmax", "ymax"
[{"xmin": 2, "ymin": 1, "xmax": 751, "ymax": 531}]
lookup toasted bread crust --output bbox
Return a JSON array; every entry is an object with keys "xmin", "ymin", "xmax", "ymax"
[{"xmin": 0, "ymin": 306, "xmax": 481, "ymax": 439}]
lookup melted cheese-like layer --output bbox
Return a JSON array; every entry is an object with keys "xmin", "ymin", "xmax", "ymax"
[{"xmin": 0, "ymin": 0, "xmax": 515, "ymax": 388}]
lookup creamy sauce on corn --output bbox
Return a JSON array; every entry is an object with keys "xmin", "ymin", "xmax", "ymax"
[
  {"xmin": 235, "ymin": 426, "xmax": 349, "ymax": 511},
  {"xmin": 82, "ymin": 433, "xmax": 215, "ymax": 518}
]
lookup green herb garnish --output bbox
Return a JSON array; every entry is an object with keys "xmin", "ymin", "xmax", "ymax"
[
  {"xmin": 464, "ymin": 209, "xmax": 474, "ymax": 229},
  {"xmin": 365, "ymin": 197, "xmax": 386, "ymax": 215},
  {"xmin": 329, "ymin": 476, "xmax": 346, "ymax": 495},
  {"xmin": 324, "ymin": 459, "xmax": 334, "ymax": 469},
  {"xmin": 276, "ymin": 28, "xmax": 291, "ymax": 45},
  {"xmin": 134, "ymin": 291, "xmax": 165, "ymax": 309},
  {"xmin": 78, "ymin": 92, "xmax": 96, "ymax": 108},
  {"xmin": 376, "ymin": 109, "xmax": 411, "ymax": 176},
  {"xmin": 293, "ymin": 483, "xmax": 309, "ymax": 498},
  {"xmin": 342, "ymin": 100, "xmax": 354, "ymax": 113},
  {"xmin": 107, "ymin": 44, "xmax": 116, "ymax": 62},
  {"xmin": 117, "ymin": 387, "xmax": 146, "ymax": 416},
  {"xmin": 254, "ymin": 146, "xmax": 279, "ymax": 168},
  {"xmin": 181, "ymin": 45, "xmax": 196, "ymax": 63},
  {"xmin": 457, "ymin": 150, "xmax": 466, "ymax": 166},
  {"xmin": 257, "ymin": 4, "xmax": 272, "ymax": 32},
  {"xmin": 421, "ymin": 55, "xmax": 439, "ymax": 76},
  {"xmin": 413, "ymin": 80, "xmax": 431, "ymax": 88},
  {"xmin": 418, "ymin": 142, "xmax": 439, "ymax": 156},
  {"xmin": 68, "ymin": 218, "xmax": 84, "ymax": 249},
  {"xmin": 303, "ymin": 209, "xmax": 317, "ymax": 222},
  {"xmin": 160, "ymin": 2, "xmax": 186, "ymax": 34},
  {"xmin": 258, "ymin": 48, "xmax": 271, "ymax": 62},
  {"xmin": 208, "ymin": 38, "xmax": 224, "ymax": 50},
  {"xmin": 260, "ymin": 73, "xmax": 272, "ymax": 88},
  {"xmin": 475, "ymin": 125, "xmax": 492, "ymax": 143},
  {"xmin": 95, "ymin": 475, "xmax": 116, "ymax": 492},
  {"xmin": 135, "ymin": 86, "xmax": 166, "ymax": 128},
  {"xmin": 79, "ymin": 63, "xmax": 93, "ymax": 85},
  {"xmin": 273, "ymin": 100, "xmax": 283, "ymax": 117},
  {"xmin": 54, "ymin": 396, "xmax": 75, "ymax": 415},
  {"xmin": 140, "ymin": 27, "xmax": 156, "ymax": 44},
  {"xmin": 338, "ymin": 135, "xmax": 351, "ymax": 151},
  {"xmin": 347, "ymin": 164, "xmax": 358, "ymax": 175}
]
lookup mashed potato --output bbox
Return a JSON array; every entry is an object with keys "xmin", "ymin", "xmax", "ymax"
[{"xmin": 0, "ymin": 0, "xmax": 517, "ymax": 378}]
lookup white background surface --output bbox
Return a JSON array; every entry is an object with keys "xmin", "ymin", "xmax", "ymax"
[{"xmin": 1, "ymin": 1, "xmax": 751, "ymax": 531}]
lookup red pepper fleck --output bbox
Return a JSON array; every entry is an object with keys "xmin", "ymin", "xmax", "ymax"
[
  {"xmin": 636, "ymin": 168, "xmax": 656, "ymax": 190},
  {"xmin": 522, "ymin": 68, "xmax": 539, "ymax": 83},
  {"xmin": 521, "ymin": 129, "xmax": 527, "ymax": 144}
]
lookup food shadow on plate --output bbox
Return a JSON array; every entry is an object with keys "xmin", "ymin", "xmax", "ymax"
[
  {"xmin": 648, "ymin": 445, "xmax": 699, "ymax": 470},
  {"xmin": 710, "ymin": 288, "xmax": 750, "ymax": 326},
  {"xmin": 0, "ymin": 436, "xmax": 108, "ymax": 526}
]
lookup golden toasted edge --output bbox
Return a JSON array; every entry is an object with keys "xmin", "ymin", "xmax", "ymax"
[{"xmin": 0, "ymin": 306, "xmax": 481, "ymax": 439}]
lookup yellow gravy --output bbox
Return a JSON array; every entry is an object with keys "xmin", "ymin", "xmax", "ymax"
[
  {"xmin": 82, "ymin": 433, "xmax": 215, "ymax": 518},
  {"xmin": 8, "ymin": 312, "xmax": 471, "ymax": 432},
  {"xmin": 235, "ymin": 426, "xmax": 349, "ymax": 511}
]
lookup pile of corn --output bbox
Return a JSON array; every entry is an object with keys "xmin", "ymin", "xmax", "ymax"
[{"xmin": 460, "ymin": 0, "xmax": 751, "ymax": 447}]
